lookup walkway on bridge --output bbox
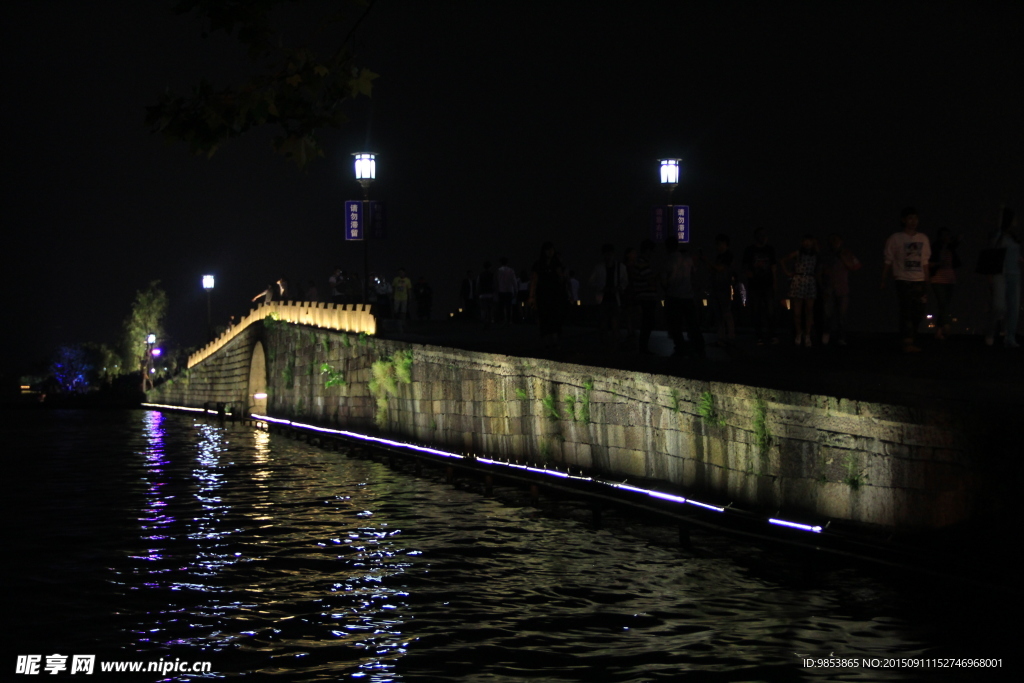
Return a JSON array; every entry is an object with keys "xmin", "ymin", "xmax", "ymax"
[{"xmin": 377, "ymin": 319, "xmax": 1024, "ymax": 414}]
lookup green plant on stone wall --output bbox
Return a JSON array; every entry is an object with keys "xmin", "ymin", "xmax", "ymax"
[
  {"xmin": 816, "ymin": 454, "xmax": 831, "ymax": 484},
  {"xmin": 671, "ymin": 388, "xmax": 682, "ymax": 413},
  {"xmin": 541, "ymin": 394, "xmax": 561, "ymax": 422},
  {"xmin": 320, "ymin": 362, "xmax": 346, "ymax": 389},
  {"xmin": 843, "ymin": 454, "xmax": 868, "ymax": 490},
  {"xmin": 358, "ymin": 332, "xmax": 369, "ymax": 346},
  {"xmin": 341, "ymin": 333, "xmax": 352, "ymax": 348},
  {"xmin": 263, "ymin": 313, "xmax": 283, "ymax": 332},
  {"xmin": 283, "ymin": 357, "xmax": 295, "ymax": 386},
  {"xmin": 539, "ymin": 437, "xmax": 551, "ymax": 461},
  {"xmin": 699, "ymin": 391, "xmax": 726, "ymax": 427},
  {"xmin": 392, "ymin": 350, "xmax": 413, "ymax": 384},
  {"xmin": 368, "ymin": 351, "xmax": 414, "ymax": 428},
  {"xmin": 753, "ymin": 398, "xmax": 771, "ymax": 461},
  {"xmin": 580, "ymin": 379, "xmax": 593, "ymax": 423},
  {"xmin": 321, "ymin": 336, "xmax": 330, "ymax": 355},
  {"xmin": 563, "ymin": 395, "xmax": 579, "ymax": 422},
  {"xmin": 515, "ymin": 387, "xmax": 529, "ymax": 401}
]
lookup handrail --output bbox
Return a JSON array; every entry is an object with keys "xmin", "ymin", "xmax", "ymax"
[{"xmin": 188, "ymin": 301, "xmax": 375, "ymax": 368}]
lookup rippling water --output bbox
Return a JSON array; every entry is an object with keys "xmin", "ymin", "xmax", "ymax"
[{"xmin": 3, "ymin": 410, "xmax": 1012, "ymax": 681}]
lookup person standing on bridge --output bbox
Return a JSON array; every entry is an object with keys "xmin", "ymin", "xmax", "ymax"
[
  {"xmin": 252, "ymin": 281, "xmax": 276, "ymax": 304},
  {"xmin": 414, "ymin": 276, "xmax": 433, "ymax": 320},
  {"xmin": 478, "ymin": 261, "xmax": 497, "ymax": 329},
  {"xmin": 392, "ymin": 268, "xmax": 412, "ymax": 323},
  {"xmin": 530, "ymin": 242, "xmax": 568, "ymax": 348},
  {"xmin": 821, "ymin": 233, "xmax": 861, "ymax": 346},
  {"xmin": 986, "ymin": 207, "xmax": 1021, "ymax": 348},
  {"xmin": 496, "ymin": 257, "xmax": 518, "ymax": 326},
  {"xmin": 881, "ymin": 207, "xmax": 931, "ymax": 353},
  {"xmin": 742, "ymin": 228, "xmax": 779, "ymax": 346},
  {"xmin": 781, "ymin": 235, "xmax": 820, "ymax": 348},
  {"xmin": 664, "ymin": 238, "xmax": 704, "ymax": 358},
  {"xmin": 329, "ymin": 268, "xmax": 346, "ymax": 305}
]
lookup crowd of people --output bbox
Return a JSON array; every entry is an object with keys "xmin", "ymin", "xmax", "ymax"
[{"xmin": 244, "ymin": 206, "xmax": 1021, "ymax": 355}]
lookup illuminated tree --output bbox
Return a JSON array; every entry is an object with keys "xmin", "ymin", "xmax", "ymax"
[
  {"xmin": 123, "ymin": 281, "xmax": 169, "ymax": 391},
  {"xmin": 83, "ymin": 342, "xmax": 126, "ymax": 386},
  {"xmin": 145, "ymin": 0, "xmax": 379, "ymax": 168},
  {"xmin": 50, "ymin": 345, "xmax": 92, "ymax": 393}
]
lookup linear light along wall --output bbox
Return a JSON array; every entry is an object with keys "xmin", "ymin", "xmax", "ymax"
[
  {"xmin": 187, "ymin": 301, "xmax": 376, "ymax": 368},
  {"xmin": 248, "ymin": 415, "xmax": 749, "ymax": 520},
  {"xmin": 142, "ymin": 406, "xmax": 821, "ymax": 534}
]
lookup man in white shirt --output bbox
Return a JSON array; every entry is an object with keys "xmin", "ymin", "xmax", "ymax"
[{"xmin": 881, "ymin": 207, "xmax": 931, "ymax": 352}]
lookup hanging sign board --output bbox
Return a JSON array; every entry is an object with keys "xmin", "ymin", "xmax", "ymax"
[
  {"xmin": 370, "ymin": 201, "xmax": 386, "ymax": 240},
  {"xmin": 652, "ymin": 205, "xmax": 690, "ymax": 242},
  {"xmin": 651, "ymin": 206, "xmax": 666, "ymax": 242},
  {"xmin": 673, "ymin": 205, "xmax": 690, "ymax": 243},
  {"xmin": 344, "ymin": 201, "xmax": 363, "ymax": 241}
]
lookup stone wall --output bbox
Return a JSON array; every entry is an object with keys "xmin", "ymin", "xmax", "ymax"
[
  {"xmin": 151, "ymin": 324, "xmax": 260, "ymax": 412},
  {"xmin": 150, "ymin": 321, "xmax": 986, "ymax": 530}
]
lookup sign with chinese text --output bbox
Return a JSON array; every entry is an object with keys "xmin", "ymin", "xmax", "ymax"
[
  {"xmin": 652, "ymin": 206, "xmax": 666, "ymax": 242},
  {"xmin": 344, "ymin": 201, "xmax": 363, "ymax": 241},
  {"xmin": 652, "ymin": 205, "xmax": 690, "ymax": 242},
  {"xmin": 370, "ymin": 201, "xmax": 386, "ymax": 240},
  {"xmin": 673, "ymin": 205, "xmax": 690, "ymax": 243}
]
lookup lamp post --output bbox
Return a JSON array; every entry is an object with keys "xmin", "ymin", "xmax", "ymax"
[
  {"xmin": 144, "ymin": 333, "xmax": 156, "ymax": 391},
  {"xmin": 353, "ymin": 152, "xmax": 376, "ymax": 305},
  {"xmin": 658, "ymin": 158, "xmax": 689, "ymax": 245},
  {"xmin": 659, "ymin": 158, "xmax": 680, "ymax": 206},
  {"xmin": 202, "ymin": 274, "xmax": 215, "ymax": 340}
]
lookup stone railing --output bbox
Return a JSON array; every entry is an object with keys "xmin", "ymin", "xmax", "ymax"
[{"xmin": 187, "ymin": 301, "xmax": 375, "ymax": 368}]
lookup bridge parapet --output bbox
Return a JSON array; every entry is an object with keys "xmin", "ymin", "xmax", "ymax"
[{"xmin": 188, "ymin": 301, "xmax": 374, "ymax": 368}]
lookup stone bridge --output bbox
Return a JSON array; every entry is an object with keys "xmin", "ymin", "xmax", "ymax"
[{"xmin": 148, "ymin": 303, "xmax": 1000, "ymax": 530}]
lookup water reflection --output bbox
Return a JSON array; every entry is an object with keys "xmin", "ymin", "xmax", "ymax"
[
  {"xmin": 9, "ymin": 409, "xmax": 999, "ymax": 681},
  {"xmin": 134, "ymin": 410, "xmax": 171, "ymax": 557},
  {"xmin": 126, "ymin": 416, "xmax": 415, "ymax": 675}
]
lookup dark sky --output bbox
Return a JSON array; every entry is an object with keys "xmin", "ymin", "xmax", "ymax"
[{"xmin": 5, "ymin": 1, "xmax": 1023, "ymax": 375}]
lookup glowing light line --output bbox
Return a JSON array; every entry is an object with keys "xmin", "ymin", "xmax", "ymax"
[
  {"xmin": 141, "ymin": 402, "xmax": 208, "ymax": 414},
  {"xmin": 152, "ymin": 405, "xmax": 788, "ymax": 527},
  {"xmin": 768, "ymin": 518, "xmax": 823, "ymax": 533}
]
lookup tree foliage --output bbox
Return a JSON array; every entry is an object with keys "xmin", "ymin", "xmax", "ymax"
[
  {"xmin": 123, "ymin": 281, "xmax": 169, "ymax": 390},
  {"xmin": 83, "ymin": 342, "xmax": 126, "ymax": 386},
  {"xmin": 50, "ymin": 345, "xmax": 92, "ymax": 393},
  {"xmin": 146, "ymin": 0, "xmax": 378, "ymax": 168}
]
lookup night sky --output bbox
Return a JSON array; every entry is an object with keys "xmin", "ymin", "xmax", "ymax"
[{"xmin": 5, "ymin": 1, "xmax": 1023, "ymax": 376}]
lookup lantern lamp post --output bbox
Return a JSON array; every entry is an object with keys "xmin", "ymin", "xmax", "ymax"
[
  {"xmin": 143, "ymin": 333, "xmax": 157, "ymax": 391},
  {"xmin": 202, "ymin": 274, "xmax": 215, "ymax": 340},
  {"xmin": 659, "ymin": 158, "xmax": 681, "ymax": 203},
  {"xmin": 353, "ymin": 152, "xmax": 376, "ymax": 305}
]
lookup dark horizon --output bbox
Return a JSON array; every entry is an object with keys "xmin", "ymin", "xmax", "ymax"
[{"xmin": 4, "ymin": 0, "xmax": 1022, "ymax": 376}]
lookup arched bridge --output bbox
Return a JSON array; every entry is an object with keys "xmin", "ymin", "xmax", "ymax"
[{"xmin": 147, "ymin": 305, "xmax": 987, "ymax": 530}]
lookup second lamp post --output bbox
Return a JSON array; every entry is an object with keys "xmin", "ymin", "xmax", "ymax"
[{"xmin": 353, "ymin": 152, "xmax": 375, "ymax": 306}]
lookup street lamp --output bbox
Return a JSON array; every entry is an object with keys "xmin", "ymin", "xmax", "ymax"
[
  {"xmin": 353, "ymin": 152, "xmax": 376, "ymax": 305},
  {"xmin": 659, "ymin": 158, "xmax": 681, "ymax": 202},
  {"xmin": 143, "ymin": 334, "xmax": 156, "ymax": 391},
  {"xmin": 202, "ymin": 274, "xmax": 215, "ymax": 340}
]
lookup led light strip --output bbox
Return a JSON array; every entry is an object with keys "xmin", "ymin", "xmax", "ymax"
[
  {"xmin": 769, "ymin": 518, "xmax": 823, "ymax": 533},
  {"xmin": 141, "ymin": 402, "xmax": 210, "ymax": 414},
  {"xmin": 253, "ymin": 414, "xmax": 729, "ymax": 515},
  {"xmin": 154, "ymin": 404, "xmax": 827, "ymax": 529}
]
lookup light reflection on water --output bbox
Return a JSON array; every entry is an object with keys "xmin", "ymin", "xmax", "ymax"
[{"xmin": 3, "ymin": 410, "xmax": 1011, "ymax": 681}]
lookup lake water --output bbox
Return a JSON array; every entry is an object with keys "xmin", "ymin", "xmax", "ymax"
[{"xmin": 3, "ymin": 409, "xmax": 1012, "ymax": 681}]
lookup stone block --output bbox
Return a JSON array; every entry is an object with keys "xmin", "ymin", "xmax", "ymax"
[{"xmin": 607, "ymin": 446, "xmax": 646, "ymax": 478}]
